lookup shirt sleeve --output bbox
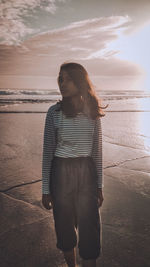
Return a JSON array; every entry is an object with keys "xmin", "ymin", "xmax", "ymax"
[
  {"xmin": 91, "ymin": 117, "xmax": 104, "ymax": 189},
  {"xmin": 42, "ymin": 107, "xmax": 57, "ymax": 194}
]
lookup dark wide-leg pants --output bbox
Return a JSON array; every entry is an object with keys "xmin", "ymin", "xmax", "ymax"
[{"xmin": 50, "ymin": 156, "xmax": 101, "ymax": 260}]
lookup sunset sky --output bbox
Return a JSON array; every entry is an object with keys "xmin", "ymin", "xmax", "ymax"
[{"xmin": 0, "ymin": 0, "xmax": 150, "ymax": 90}]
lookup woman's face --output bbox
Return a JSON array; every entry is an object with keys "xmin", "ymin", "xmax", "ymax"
[{"xmin": 58, "ymin": 70, "xmax": 79, "ymax": 97}]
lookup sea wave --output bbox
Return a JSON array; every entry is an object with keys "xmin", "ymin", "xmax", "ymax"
[{"xmin": 0, "ymin": 89, "xmax": 150, "ymax": 107}]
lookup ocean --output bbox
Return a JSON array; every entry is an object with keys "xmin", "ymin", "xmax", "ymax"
[{"xmin": 0, "ymin": 89, "xmax": 150, "ymax": 107}]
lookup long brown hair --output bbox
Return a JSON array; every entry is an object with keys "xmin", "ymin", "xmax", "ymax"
[{"xmin": 57, "ymin": 62, "xmax": 108, "ymax": 119}]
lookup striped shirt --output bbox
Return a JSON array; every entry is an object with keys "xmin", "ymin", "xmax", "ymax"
[{"xmin": 42, "ymin": 102, "xmax": 103, "ymax": 194}]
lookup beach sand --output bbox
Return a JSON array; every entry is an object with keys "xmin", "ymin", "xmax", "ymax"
[{"xmin": 0, "ymin": 100, "xmax": 150, "ymax": 267}]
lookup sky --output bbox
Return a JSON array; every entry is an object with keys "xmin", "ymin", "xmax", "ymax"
[{"xmin": 0, "ymin": 0, "xmax": 150, "ymax": 90}]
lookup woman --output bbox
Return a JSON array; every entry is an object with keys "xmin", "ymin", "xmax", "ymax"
[{"xmin": 42, "ymin": 62, "xmax": 107, "ymax": 267}]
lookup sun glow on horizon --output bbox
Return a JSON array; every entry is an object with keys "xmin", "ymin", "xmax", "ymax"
[{"xmin": 107, "ymin": 23, "xmax": 150, "ymax": 91}]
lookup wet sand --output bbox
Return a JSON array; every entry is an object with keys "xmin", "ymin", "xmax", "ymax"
[{"xmin": 0, "ymin": 100, "xmax": 150, "ymax": 267}]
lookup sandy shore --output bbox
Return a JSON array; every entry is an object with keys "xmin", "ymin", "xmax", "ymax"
[{"xmin": 0, "ymin": 100, "xmax": 150, "ymax": 267}]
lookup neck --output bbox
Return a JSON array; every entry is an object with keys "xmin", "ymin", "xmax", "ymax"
[
  {"xmin": 71, "ymin": 94, "xmax": 82, "ymax": 109},
  {"xmin": 63, "ymin": 94, "xmax": 83, "ymax": 109},
  {"xmin": 61, "ymin": 94, "xmax": 85, "ymax": 116}
]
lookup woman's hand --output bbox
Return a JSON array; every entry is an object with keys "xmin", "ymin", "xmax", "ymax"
[
  {"xmin": 97, "ymin": 188, "xmax": 104, "ymax": 208},
  {"xmin": 42, "ymin": 194, "xmax": 53, "ymax": 210}
]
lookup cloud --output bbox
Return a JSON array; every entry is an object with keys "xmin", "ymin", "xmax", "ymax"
[
  {"xmin": 0, "ymin": 1, "xmax": 148, "ymax": 90},
  {"xmin": 1, "ymin": 0, "xmax": 150, "ymax": 46},
  {"xmin": 0, "ymin": 15, "xmax": 144, "ymax": 80},
  {"xmin": 81, "ymin": 57, "xmax": 144, "ymax": 77},
  {"xmin": 106, "ymin": 0, "xmax": 150, "ymax": 34},
  {"xmin": 70, "ymin": 0, "xmax": 150, "ymax": 34},
  {"xmin": 0, "ymin": 0, "xmax": 63, "ymax": 45},
  {"xmin": 24, "ymin": 16, "xmax": 129, "ymax": 59}
]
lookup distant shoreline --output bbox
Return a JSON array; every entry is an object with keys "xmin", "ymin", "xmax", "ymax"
[{"xmin": 0, "ymin": 89, "xmax": 150, "ymax": 106}]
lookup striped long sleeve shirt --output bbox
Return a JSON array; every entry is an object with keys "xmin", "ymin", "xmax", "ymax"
[{"xmin": 42, "ymin": 102, "xmax": 103, "ymax": 194}]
